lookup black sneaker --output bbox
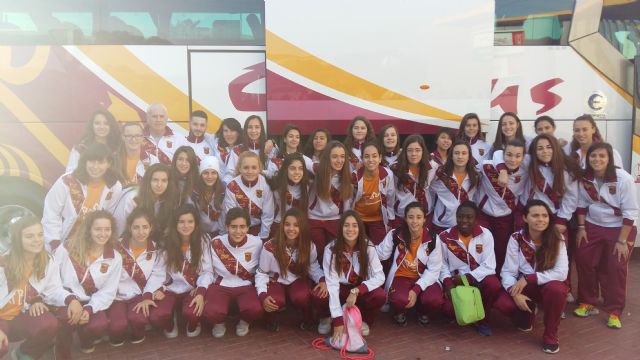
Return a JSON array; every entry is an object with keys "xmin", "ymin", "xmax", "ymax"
[
  {"xmin": 393, "ymin": 313, "xmax": 408, "ymax": 327},
  {"xmin": 418, "ymin": 315, "xmax": 430, "ymax": 326},
  {"xmin": 543, "ymin": 344, "xmax": 559, "ymax": 354},
  {"xmin": 265, "ymin": 321, "xmax": 279, "ymax": 332}
]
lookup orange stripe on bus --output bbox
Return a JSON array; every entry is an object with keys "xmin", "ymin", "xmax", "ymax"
[{"xmin": 3, "ymin": 144, "xmax": 45, "ymax": 186}]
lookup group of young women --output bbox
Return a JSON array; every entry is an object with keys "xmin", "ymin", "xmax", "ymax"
[{"xmin": 1, "ymin": 110, "xmax": 636, "ymax": 358}]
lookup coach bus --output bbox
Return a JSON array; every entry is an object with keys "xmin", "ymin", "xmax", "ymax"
[{"xmin": 0, "ymin": 0, "xmax": 639, "ymax": 249}]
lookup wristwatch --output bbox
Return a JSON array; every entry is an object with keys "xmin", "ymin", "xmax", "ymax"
[{"xmin": 350, "ymin": 288, "xmax": 359, "ymax": 295}]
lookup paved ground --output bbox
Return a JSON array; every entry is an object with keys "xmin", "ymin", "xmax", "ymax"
[{"xmin": 59, "ymin": 255, "xmax": 640, "ymax": 359}]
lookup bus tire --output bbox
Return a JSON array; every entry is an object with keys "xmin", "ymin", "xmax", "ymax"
[{"xmin": 0, "ymin": 178, "xmax": 46, "ymax": 252}]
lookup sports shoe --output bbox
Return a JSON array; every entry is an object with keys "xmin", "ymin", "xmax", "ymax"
[
  {"xmin": 265, "ymin": 321, "xmax": 279, "ymax": 332},
  {"xmin": 236, "ymin": 320, "xmax": 250, "ymax": 337},
  {"xmin": 79, "ymin": 345, "xmax": 95, "ymax": 354},
  {"xmin": 566, "ymin": 293, "xmax": 575, "ymax": 304},
  {"xmin": 361, "ymin": 322, "xmax": 370, "ymax": 336},
  {"xmin": 517, "ymin": 324, "xmax": 533, "ymax": 332},
  {"xmin": 186, "ymin": 323, "xmax": 202, "ymax": 338},
  {"xmin": 318, "ymin": 317, "xmax": 331, "ymax": 335},
  {"xmin": 475, "ymin": 324, "xmax": 492, "ymax": 336},
  {"xmin": 130, "ymin": 335, "xmax": 145, "ymax": 344},
  {"xmin": 212, "ymin": 323, "xmax": 226, "ymax": 338},
  {"xmin": 573, "ymin": 303, "xmax": 599, "ymax": 318},
  {"xmin": 560, "ymin": 311, "xmax": 566, "ymax": 319},
  {"xmin": 164, "ymin": 314, "xmax": 179, "ymax": 339},
  {"xmin": 380, "ymin": 303, "xmax": 391, "ymax": 313},
  {"xmin": 542, "ymin": 343, "xmax": 559, "ymax": 354},
  {"xmin": 607, "ymin": 314, "xmax": 622, "ymax": 329},
  {"xmin": 393, "ymin": 313, "xmax": 407, "ymax": 327},
  {"xmin": 299, "ymin": 321, "xmax": 313, "ymax": 331},
  {"xmin": 418, "ymin": 315, "xmax": 430, "ymax": 326},
  {"xmin": 109, "ymin": 339, "xmax": 125, "ymax": 347}
]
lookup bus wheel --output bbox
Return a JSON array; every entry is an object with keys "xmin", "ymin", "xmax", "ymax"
[{"xmin": 0, "ymin": 179, "xmax": 45, "ymax": 254}]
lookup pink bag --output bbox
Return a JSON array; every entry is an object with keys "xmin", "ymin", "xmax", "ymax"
[{"xmin": 312, "ymin": 305, "xmax": 374, "ymax": 359}]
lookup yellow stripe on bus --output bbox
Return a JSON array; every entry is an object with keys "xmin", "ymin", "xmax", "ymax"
[
  {"xmin": 266, "ymin": 31, "xmax": 461, "ymax": 121},
  {"xmin": 76, "ymin": 46, "xmax": 222, "ymax": 131},
  {"xmin": 0, "ymin": 145, "xmax": 20, "ymax": 177},
  {"xmin": 0, "ymin": 82, "xmax": 69, "ymax": 166},
  {"xmin": 633, "ymin": 134, "xmax": 640, "ymax": 156},
  {"xmin": 3, "ymin": 144, "xmax": 45, "ymax": 186}
]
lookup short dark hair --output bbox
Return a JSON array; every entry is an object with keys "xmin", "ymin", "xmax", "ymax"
[
  {"xmin": 191, "ymin": 110, "xmax": 208, "ymax": 121},
  {"xmin": 225, "ymin": 207, "xmax": 250, "ymax": 226},
  {"xmin": 456, "ymin": 200, "xmax": 478, "ymax": 217}
]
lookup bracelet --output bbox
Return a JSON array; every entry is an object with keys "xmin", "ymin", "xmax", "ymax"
[
  {"xmin": 577, "ymin": 225, "xmax": 585, "ymax": 228},
  {"xmin": 617, "ymin": 240, "xmax": 627, "ymax": 245}
]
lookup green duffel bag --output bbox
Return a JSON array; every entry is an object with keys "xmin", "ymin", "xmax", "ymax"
[{"xmin": 450, "ymin": 274, "xmax": 485, "ymax": 326}]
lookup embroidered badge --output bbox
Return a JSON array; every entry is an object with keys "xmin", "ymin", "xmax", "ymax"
[
  {"xmin": 204, "ymin": 147, "xmax": 210, "ymax": 155},
  {"xmin": 244, "ymin": 252, "xmax": 252, "ymax": 262},
  {"xmin": 382, "ymin": 179, "xmax": 387, "ymax": 188},
  {"xmin": 475, "ymin": 244, "xmax": 483, "ymax": 254},
  {"xmin": 256, "ymin": 190, "xmax": 263, "ymax": 198},
  {"xmin": 514, "ymin": 175, "xmax": 521, "ymax": 184},
  {"xmin": 167, "ymin": 140, "xmax": 173, "ymax": 148},
  {"xmin": 146, "ymin": 252, "xmax": 153, "ymax": 261},
  {"xmin": 398, "ymin": 243, "xmax": 405, "ymax": 250},
  {"xmin": 609, "ymin": 185, "xmax": 616, "ymax": 195},
  {"xmin": 479, "ymin": 149, "xmax": 485, "ymax": 156},
  {"xmin": 100, "ymin": 263, "xmax": 109, "ymax": 273}
]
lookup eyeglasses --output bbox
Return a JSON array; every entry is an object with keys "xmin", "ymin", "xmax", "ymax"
[{"xmin": 123, "ymin": 135, "xmax": 144, "ymax": 140}]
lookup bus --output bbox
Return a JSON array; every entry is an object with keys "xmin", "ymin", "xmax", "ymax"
[{"xmin": 0, "ymin": 0, "xmax": 639, "ymax": 248}]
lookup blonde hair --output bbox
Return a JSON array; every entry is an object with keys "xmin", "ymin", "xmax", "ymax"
[
  {"xmin": 234, "ymin": 151, "xmax": 262, "ymax": 177},
  {"xmin": 6, "ymin": 217, "xmax": 49, "ymax": 289},
  {"xmin": 68, "ymin": 210, "xmax": 118, "ymax": 265}
]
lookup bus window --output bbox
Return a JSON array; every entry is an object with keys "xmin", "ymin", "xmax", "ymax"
[
  {"xmin": 170, "ymin": 12, "xmax": 263, "ymax": 45},
  {"xmin": 599, "ymin": 2, "xmax": 640, "ymax": 60},
  {"xmin": 495, "ymin": 0, "xmax": 574, "ymax": 46}
]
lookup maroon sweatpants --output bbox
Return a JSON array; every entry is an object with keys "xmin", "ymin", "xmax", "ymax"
[
  {"xmin": 108, "ymin": 295, "xmax": 167, "ymax": 343},
  {"xmin": 477, "ymin": 212, "xmax": 514, "ymax": 275},
  {"xmin": 495, "ymin": 280, "xmax": 568, "ymax": 345},
  {"xmin": 55, "ymin": 308, "xmax": 109, "ymax": 355},
  {"xmin": 160, "ymin": 291, "xmax": 203, "ymax": 332},
  {"xmin": 0, "ymin": 311, "xmax": 58, "ymax": 359},
  {"xmin": 202, "ymin": 284, "xmax": 263, "ymax": 324},
  {"xmin": 309, "ymin": 219, "xmax": 339, "ymax": 264},
  {"xmin": 388, "ymin": 276, "xmax": 444, "ymax": 316},
  {"xmin": 576, "ymin": 222, "xmax": 637, "ymax": 316},
  {"xmin": 313, "ymin": 285, "xmax": 386, "ymax": 326},
  {"xmin": 363, "ymin": 220, "xmax": 387, "ymax": 246},
  {"xmin": 262, "ymin": 279, "xmax": 312, "ymax": 324},
  {"xmin": 442, "ymin": 274, "xmax": 503, "ymax": 326}
]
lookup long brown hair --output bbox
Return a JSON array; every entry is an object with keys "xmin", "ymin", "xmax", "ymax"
[
  {"xmin": 271, "ymin": 153, "xmax": 309, "ymax": 219},
  {"xmin": 76, "ymin": 108, "xmax": 122, "ymax": 153},
  {"xmin": 523, "ymin": 200, "xmax": 562, "ymax": 272},
  {"xmin": 6, "ymin": 217, "xmax": 49, "ymax": 289},
  {"xmin": 163, "ymin": 205, "xmax": 203, "ymax": 272},
  {"xmin": 395, "ymin": 134, "xmax": 432, "ymax": 191},
  {"xmin": 138, "ymin": 165, "xmax": 177, "ymax": 239},
  {"xmin": 456, "ymin": 113, "xmax": 485, "ymax": 142},
  {"xmin": 243, "ymin": 115, "xmax": 269, "ymax": 166},
  {"xmin": 528, "ymin": 134, "xmax": 580, "ymax": 194},
  {"xmin": 68, "ymin": 210, "xmax": 118, "ymax": 266},
  {"xmin": 491, "ymin": 112, "xmax": 525, "ymax": 155},
  {"xmin": 194, "ymin": 167, "xmax": 224, "ymax": 213},
  {"xmin": 570, "ymin": 114, "xmax": 603, "ymax": 154},
  {"xmin": 585, "ymin": 142, "xmax": 617, "ymax": 177},
  {"xmin": 171, "ymin": 146, "xmax": 200, "ymax": 205},
  {"xmin": 331, "ymin": 211, "xmax": 370, "ymax": 279},
  {"xmin": 304, "ymin": 128, "xmax": 332, "ymax": 158},
  {"xmin": 441, "ymin": 141, "xmax": 478, "ymax": 190},
  {"xmin": 344, "ymin": 116, "xmax": 376, "ymax": 160},
  {"xmin": 115, "ymin": 121, "xmax": 144, "ymax": 187},
  {"xmin": 72, "ymin": 142, "xmax": 120, "ymax": 186},
  {"xmin": 274, "ymin": 208, "xmax": 311, "ymax": 278},
  {"xmin": 315, "ymin": 141, "xmax": 352, "ymax": 201}
]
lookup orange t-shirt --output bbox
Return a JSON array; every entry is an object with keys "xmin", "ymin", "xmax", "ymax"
[
  {"xmin": 394, "ymin": 240, "xmax": 421, "ymax": 280},
  {"xmin": 409, "ymin": 167, "xmax": 419, "ymax": 178},
  {"xmin": 460, "ymin": 234, "xmax": 472, "ymax": 249},
  {"xmin": 126, "ymin": 153, "xmax": 140, "ymax": 182},
  {"xmin": 82, "ymin": 181, "xmax": 105, "ymax": 215},
  {"xmin": 454, "ymin": 172, "xmax": 466, "ymax": 187},
  {"xmin": 0, "ymin": 271, "xmax": 31, "ymax": 321},
  {"xmin": 354, "ymin": 176, "xmax": 383, "ymax": 222},
  {"xmin": 181, "ymin": 242, "xmax": 190, "ymax": 255},
  {"xmin": 131, "ymin": 243, "xmax": 147, "ymax": 260}
]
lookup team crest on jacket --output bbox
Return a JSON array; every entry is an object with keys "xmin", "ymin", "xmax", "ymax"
[
  {"xmin": 475, "ymin": 244, "xmax": 483, "ymax": 254},
  {"xmin": 106, "ymin": 191, "xmax": 113, "ymax": 200},
  {"xmin": 204, "ymin": 147, "xmax": 210, "ymax": 155},
  {"xmin": 398, "ymin": 243, "xmax": 405, "ymax": 250},
  {"xmin": 256, "ymin": 190, "xmax": 263, "ymax": 198},
  {"xmin": 479, "ymin": 149, "xmax": 485, "ymax": 156},
  {"xmin": 100, "ymin": 263, "xmax": 109, "ymax": 273},
  {"xmin": 244, "ymin": 252, "xmax": 252, "ymax": 261},
  {"xmin": 514, "ymin": 175, "xmax": 521, "ymax": 184},
  {"xmin": 167, "ymin": 140, "xmax": 173, "ymax": 148},
  {"xmin": 609, "ymin": 185, "xmax": 616, "ymax": 195}
]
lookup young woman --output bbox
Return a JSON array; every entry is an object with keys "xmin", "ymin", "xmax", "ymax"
[
  {"xmin": 171, "ymin": 146, "xmax": 200, "ymax": 205},
  {"xmin": 270, "ymin": 153, "xmax": 310, "ymax": 238},
  {"xmin": 525, "ymin": 134, "xmax": 579, "ymax": 235},
  {"xmin": 215, "ymin": 117, "xmax": 243, "ymax": 180},
  {"xmin": 158, "ymin": 205, "xmax": 211, "ymax": 338},
  {"xmin": 498, "ymin": 200, "xmax": 569, "ymax": 354},
  {"xmin": 378, "ymin": 124, "xmax": 400, "ymax": 166},
  {"xmin": 113, "ymin": 163, "xmax": 178, "ymax": 238},
  {"xmin": 304, "ymin": 128, "xmax": 331, "ymax": 166},
  {"xmin": 265, "ymin": 124, "xmax": 313, "ymax": 179},
  {"xmin": 565, "ymin": 114, "xmax": 623, "ymax": 169},
  {"xmin": 54, "ymin": 210, "xmax": 123, "ymax": 356},
  {"xmin": 439, "ymin": 201, "xmax": 502, "ymax": 336},
  {"xmin": 0, "ymin": 217, "xmax": 83, "ymax": 360},
  {"xmin": 256, "ymin": 208, "xmax": 326, "ymax": 331},
  {"xmin": 108, "ymin": 208, "xmax": 168, "ymax": 345},
  {"xmin": 351, "ymin": 142, "xmax": 396, "ymax": 245},
  {"xmin": 490, "ymin": 112, "xmax": 527, "ymax": 157},
  {"xmin": 200, "ymin": 208, "xmax": 264, "ymax": 338},
  {"xmin": 456, "ymin": 113, "xmax": 490, "ymax": 163},
  {"xmin": 323, "ymin": 211, "xmax": 385, "ymax": 339},
  {"xmin": 224, "ymin": 115, "xmax": 275, "ymax": 183},
  {"xmin": 67, "ymin": 109, "xmax": 122, "ymax": 173},
  {"xmin": 431, "ymin": 128, "xmax": 453, "ymax": 168},
  {"xmin": 392, "ymin": 135, "xmax": 437, "ymax": 228},
  {"xmin": 376, "ymin": 202, "xmax": 443, "ymax": 326},
  {"xmin": 308, "ymin": 141, "xmax": 353, "ymax": 261},
  {"xmin": 192, "ymin": 157, "xmax": 226, "ymax": 236},
  {"xmin": 534, "ymin": 115, "xmax": 568, "ymax": 148},
  {"xmin": 43, "ymin": 143, "xmax": 123, "ymax": 251},
  {"xmin": 344, "ymin": 116, "xmax": 376, "ymax": 171},
  {"xmin": 575, "ymin": 142, "xmax": 638, "ymax": 328},
  {"xmin": 429, "ymin": 141, "xmax": 479, "ymax": 234},
  {"xmin": 477, "ymin": 139, "xmax": 528, "ymax": 273},
  {"xmin": 115, "ymin": 122, "xmax": 145, "ymax": 186},
  {"xmin": 224, "ymin": 151, "xmax": 275, "ymax": 240}
]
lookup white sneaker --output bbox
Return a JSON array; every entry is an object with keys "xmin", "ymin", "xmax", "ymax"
[
  {"xmin": 186, "ymin": 323, "xmax": 201, "ymax": 338},
  {"xmin": 566, "ymin": 293, "xmax": 575, "ymax": 304},
  {"xmin": 236, "ymin": 320, "xmax": 250, "ymax": 337},
  {"xmin": 361, "ymin": 322, "xmax": 370, "ymax": 336},
  {"xmin": 79, "ymin": 345, "xmax": 95, "ymax": 354},
  {"xmin": 380, "ymin": 303, "xmax": 391, "ymax": 313},
  {"xmin": 212, "ymin": 323, "xmax": 227, "ymax": 338},
  {"xmin": 318, "ymin": 317, "xmax": 331, "ymax": 335},
  {"xmin": 164, "ymin": 313, "xmax": 179, "ymax": 339}
]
